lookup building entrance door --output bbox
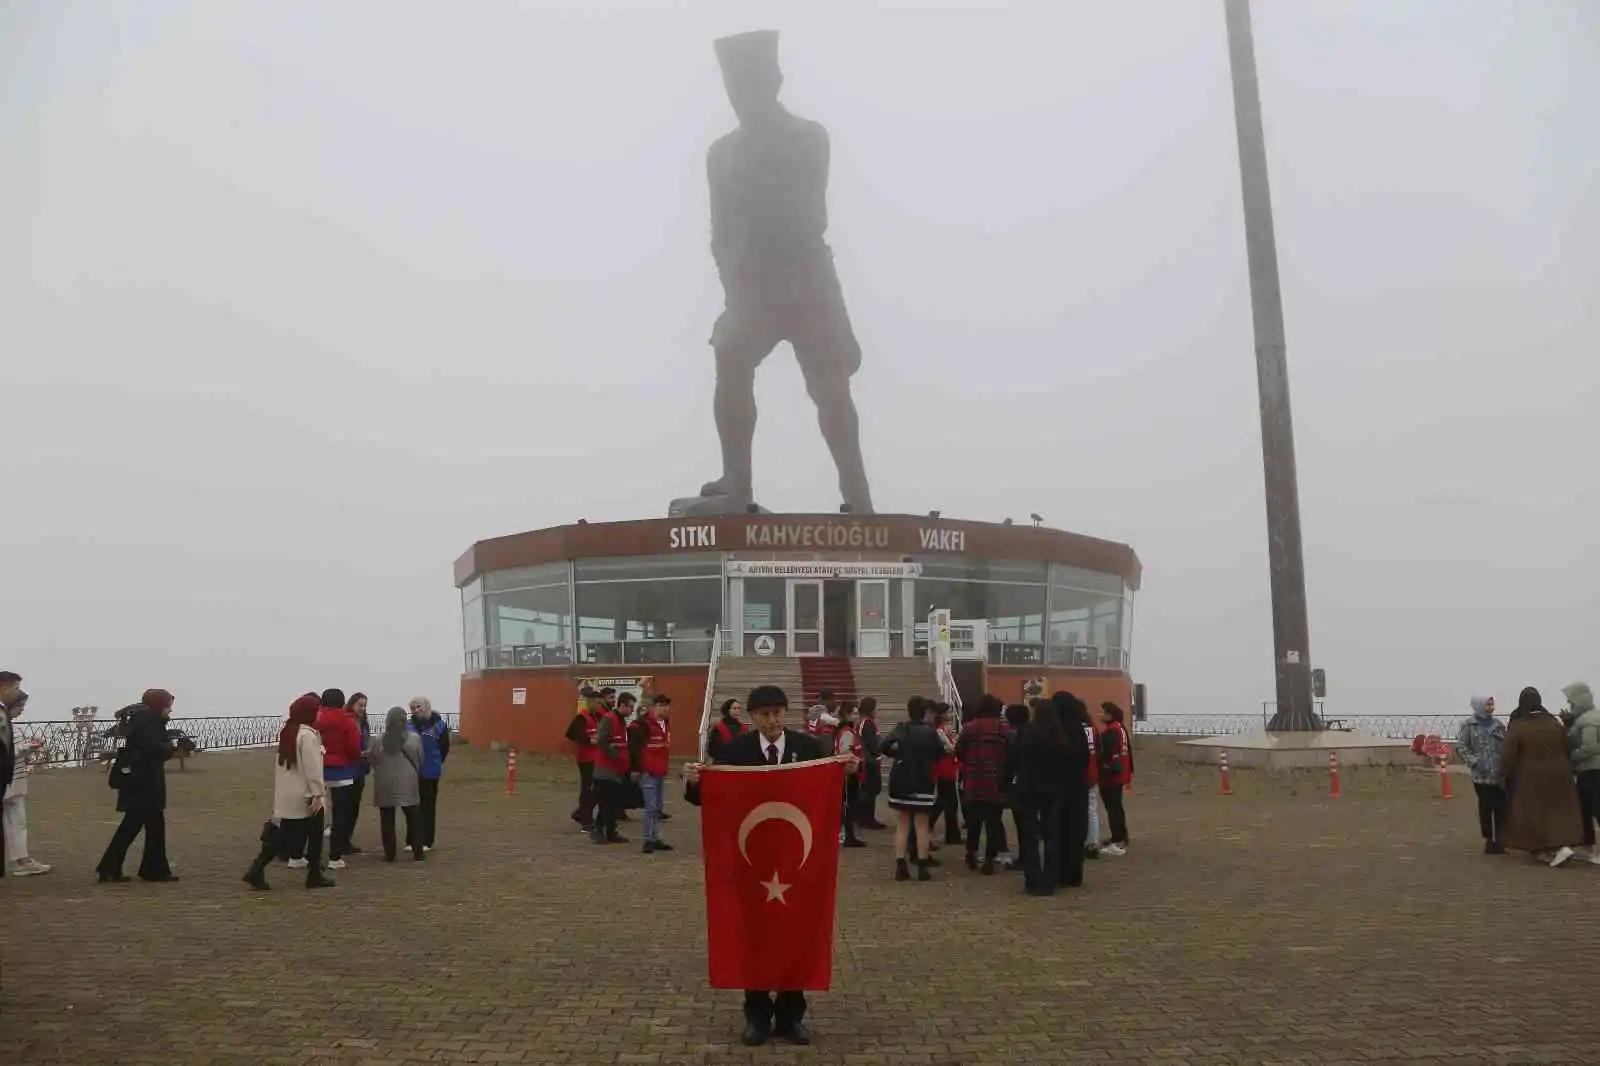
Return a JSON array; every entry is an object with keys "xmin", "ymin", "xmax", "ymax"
[
  {"xmin": 855, "ymin": 579, "xmax": 891, "ymax": 657},
  {"xmin": 787, "ymin": 579, "xmax": 824, "ymax": 657}
]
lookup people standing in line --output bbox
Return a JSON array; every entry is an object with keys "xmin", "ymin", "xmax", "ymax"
[
  {"xmin": 0, "ymin": 670, "xmax": 19, "ymax": 878},
  {"xmin": 1500, "ymin": 686, "xmax": 1585, "ymax": 868},
  {"xmin": 370, "ymin": 706, "xmax": 425, "ymax": 863},
  {"xmin": 881, "ymin": 696, "xmax": 943, "ymax": 882},
  {"xmin": 96, "ymin": 689, "xmax": 179, "ymax": 884},
  {"xmin": 408, "ymin": 696, "xmax": 450, "ymax": 852},
  {"xmin": 245, "ymin": 693, "xmax": 334, "ymax": 890},
  {"xmin": 315, "ymin": 689, "xmax": 363, "ymax": 870},
  {"xmin": 854, "ymin": 697, "xmax": 885, "ymax": 829},
  {"xmin": 346, "ymin": 692, "xmax": 372, "ymax": 852},
  {"xmin": 927, "ymin": 704, "xmax": 962, "ymax": 847},
  {"xmin": 1457, "ymin": 695, "xmax": 1509, "ymax": 855},
  {"xmin": 1097, "ymin": 701, "xmax": 1134, "ymax": 855},
  {"xmin": 2, "ymin": 691, "xmax": 50, "ymax": 876},
  {"xmin": 1052, "ymin": 692, "xmax": 1094, "ymax": 889},
  {"xmin": 1562, "ymin": 681, "xmax": 1600, "ymax": 865},
  {"xmin": 955, "ymin": 695, "xmax": 1010, "ymax": 874},
  {"xmin": 707, "ymin": 698, "xmax": 748, "ymax": 763},
  {"xmin": 565, "ymin": 687, "xmax": 602, "ymax": 831},
  {"xmin": 682, "ymin": 684, "xmax": 854, "ymax": 1048},
  {"xmin": 628, "ymin": 694, "xmax": 674, "ymax": 853},
  {"xmin": 589, "ymin": 693, "xmax": 631, "ymax": 845},
  {"xmin": 832, "ymin": 702, "xmax": 867, "ymax": 848}
]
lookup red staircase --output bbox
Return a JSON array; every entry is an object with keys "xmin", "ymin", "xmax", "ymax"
[{"xmin": 799, "ymin": 656, "xmax": 858, "ymax": 706}]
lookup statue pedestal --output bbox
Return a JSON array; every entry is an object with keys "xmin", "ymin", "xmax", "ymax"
[
  {"xmin": 668, "ymin": 494, "xmax": 773, "ymax": 518},
  {"xmin": 1175, "ymin": 730, "xmax": 1415, "ymax": 770}
]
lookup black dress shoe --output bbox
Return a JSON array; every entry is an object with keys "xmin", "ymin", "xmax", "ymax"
[
  {"xmin": 659, "ymin": 812, "xmax": 673, "ymax": 821},
  {"xmin": 98, "ymin": 872, "xmax": 130, "ymax": 884},
  {"xmin": 776, "ymin": 1021, "xmax": 811, "ymax": 1045},
  {"xmin": 650, "ymin": 841, "xmax": 674, "ymax": 852},
  {"xmin": 243, "ymin": 870, "xmax": 270, "ymax": 890},
  {"xmin": 741, "ymin": 1022, "xmax": 770, "ymax": 1047},
  {"xmin": 843, "ymin": 837, "xmax": 867, "ymax": 848},
  {"xmin": 606, "ymin": 834, "xmax": 630, "ymax": 845},
  {"xmin": 139, "ymin": 873, "xmax": 180, "ymax": 883}
]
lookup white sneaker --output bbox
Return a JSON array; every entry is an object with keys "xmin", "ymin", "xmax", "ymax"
[
  {"xmin": 1550, "ymin": 846, "xmax": 1575, "ymax": 868},
  {"xmin": 324, "ymin": 827, "xmax": 332, "ymax": 838},
  {"xmin": 1585, "ymin": 849, "xmax": 1600, "ymax": 866},
  {"xmin": 326, "ymin": 859, "xmax": 348, "ymax": 870},
  {"xmin": 11, "ymin": 860, "xmax": 50, "ymax": 876},
  {"xmin": 1101, "ymin": 843, "xmax": 1128, "ymax": 857},
  {"xmin": 423, "ymin": 845, "xmax": 432, "ymax": 854},
  {"xmin": 286, "ymin": 858, "xmax": 308, "ymax": 869}
]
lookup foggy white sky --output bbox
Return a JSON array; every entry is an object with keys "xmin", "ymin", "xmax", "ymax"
[{"xmin": 2, "ymin": 1, "xmax": 1595, "ymax": 722}]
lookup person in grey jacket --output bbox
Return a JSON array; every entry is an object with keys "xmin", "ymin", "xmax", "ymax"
[
  {"xmin": 1563, "ymin": 682, "xmax": 1600, "ymax": 863},
  {"xmin": 370, "ymin": 707, "xmax": 424, "ymax": 862},
  {"xmin": 1457, "ymin": 695, "xmax": 1508, "ymax": 854}
]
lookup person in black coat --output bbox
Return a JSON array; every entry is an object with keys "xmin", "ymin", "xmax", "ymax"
[
  {"xmin": 684, "ymin": 684, "xmax": 856, "ymax": 1049},
  {"xmin": 1003, "ymin": 696, "xmax": 1089, "ymax": 895},
  {"xmin": 1051, "ymin": 692, "xmax": 1095, "ymax": 891},
  {"xmin": 96, "ymin": 689, "xmax": 179, "ymax": 884}
]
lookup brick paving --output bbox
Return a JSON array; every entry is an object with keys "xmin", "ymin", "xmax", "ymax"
[{"xmin": 5, "ymin": 739, "xmax": 1598, "ymax": 1065}]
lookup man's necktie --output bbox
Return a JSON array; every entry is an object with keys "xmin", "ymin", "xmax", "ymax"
[{"xmin": 766, "ymin": 743, "xmax": 779, "ymax": 765}]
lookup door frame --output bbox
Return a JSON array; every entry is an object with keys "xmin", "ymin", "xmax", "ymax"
[
  {"xmin": 786, "ymin": 578, "xmax": 825, "ymax": 657},
  {"xmin": 855, "ymin": 578, "xmax": 891, "ymax": 658}
]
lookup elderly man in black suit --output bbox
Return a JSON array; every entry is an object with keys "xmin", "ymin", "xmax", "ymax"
[{"xmin": 685, "ymin": 684, "xmax": 857, "ymax": 1048}]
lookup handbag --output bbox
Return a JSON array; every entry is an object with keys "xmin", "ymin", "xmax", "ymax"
[{"xmin": 107, "ymin": 746, "xmax": 136, "ymax": 790}]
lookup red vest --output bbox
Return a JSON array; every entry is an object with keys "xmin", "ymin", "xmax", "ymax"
[
  {"xmin": 935, "ymin": 727, "xmax": 959, "ymax": 781},
  {"xmin": 594, "ymin": 710, "xmax": 631, "ymax": 776},
  {"xmin": 575, "ymin": 709, "xmax": 599, "ymax": 764},
  {"xmin": 1101, "ymin": 722, "xmax": 1133, "ymax": 786},
  {"xmin": 640, "ymin": 713, "xmax": 671, "ymax": 776},
  {"xmin": 834, "ymin": 724, "xmax": 865, "ymax": 782}
]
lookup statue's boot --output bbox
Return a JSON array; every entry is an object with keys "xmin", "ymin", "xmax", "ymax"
[
  {"xmin": 839, "ymin": 476, "xmax": 875, "ymax": 516},
  {"xmin": 698, "ymin": 476, "xmax": 753, "ymax": 506}
]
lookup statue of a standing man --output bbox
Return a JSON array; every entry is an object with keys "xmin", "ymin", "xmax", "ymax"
[{"xmin": 679, "ymin": 30, "xmax": 874, "ymax": 517}]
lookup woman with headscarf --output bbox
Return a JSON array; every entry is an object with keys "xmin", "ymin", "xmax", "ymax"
[
  {"xmin": 1500, "ymin": 686, "xmax": 1585, "ymax": 868},
  {"xmin": 245, "ymin": 693, "xmax": 334, "ymax": 890},
  {"xmin": 96, "ymin": 688, "xmax": 180, "ymax": 884},
  {"xmin": 370, "ymin": 706, "xmax": 425, "ymax": 862},
  {"xmin": 1455, "ymin": 695, "xmax": 1508, "ymax": 854}
]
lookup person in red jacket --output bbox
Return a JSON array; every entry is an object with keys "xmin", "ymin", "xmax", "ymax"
[
  {"xmin": 1098, "ymin": 701, "xmax": 1134, "ymax": 855},
  {"xmin": 627, "ymin": 694, "xmax": 674, "ymax": 853},
  {"xmin": 314, "ymin": 688, "xmax": 364, "ymax": 869},
  {"xmin": 564, "ymin": 688, "xmax": 602, "ymax": 831},
  {"xmin": 927, "ymin": 704, "xmax": 962, "ymax": 846}
]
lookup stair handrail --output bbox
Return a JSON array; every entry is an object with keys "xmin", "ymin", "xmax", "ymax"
[
  {"xmin": 697, "ymin": 624, "xmax": 724, "ymax": 762},
  {"xmin": 926, "ymin": 608, "xmax": 963, "ymax": 729}
]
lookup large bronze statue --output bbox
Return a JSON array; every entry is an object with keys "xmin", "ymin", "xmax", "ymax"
[{"xmin": 671, "ymin": 30, "xmax": 874, "ymax": 517}]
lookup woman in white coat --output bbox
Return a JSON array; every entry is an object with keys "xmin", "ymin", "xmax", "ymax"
[{"xmin": 244, "ymin": 693, "xmax": 335, "ymax": 890}]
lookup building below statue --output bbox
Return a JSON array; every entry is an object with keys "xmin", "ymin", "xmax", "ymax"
[
  {"xmin": 1176, "ymin": 730, "xmax": 1415, "ymax": 770},
  {"xmin": 452, "ymin": 512, "xmax": 1142, "ymax": 755}
]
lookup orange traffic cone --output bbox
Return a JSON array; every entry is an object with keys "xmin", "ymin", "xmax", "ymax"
[
  {"xmin": 1438, "ymin": 754, "xmax": 1452, "ymax": 800},
  {"xmin": 1219, "ymin": 751, "xmax": 1234, "ymax": 796},
  {"xmin": 504, "ymin": 748, "xmax": 518, "ymax": 796},
  {"xmin": 1328, "ymin": 751, "xmax": 1341, "ymax": 799}
]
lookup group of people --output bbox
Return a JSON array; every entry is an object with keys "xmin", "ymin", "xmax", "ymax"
[
  {"xmin": 701, "ymin": 686, "xmax": 1134, "ymax": 897},
  {"xmin": 1, "ymin": 671, "xmax": 52, "ymax": 877},
  {"xmin": 1456, "ymin": 681, "xmax": 1600, "ymax": 868},
  {"xmin": 564, "ymin": 686, "xmax": 678, "ymax": 851}
]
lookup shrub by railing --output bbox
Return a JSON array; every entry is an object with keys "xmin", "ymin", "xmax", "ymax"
[{"xmin": 13, "ymin": 713, "xmax": 461, "ymax": 768}]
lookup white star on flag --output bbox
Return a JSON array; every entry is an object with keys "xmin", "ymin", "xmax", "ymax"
[{"xmin": 760, "ymin": 870, "xmax": 791, "ymax": 904}]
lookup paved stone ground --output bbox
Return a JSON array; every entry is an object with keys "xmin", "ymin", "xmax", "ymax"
[{"xmin": 5, "ymin": 739, "xmax": 1598, "ymax": 1065}]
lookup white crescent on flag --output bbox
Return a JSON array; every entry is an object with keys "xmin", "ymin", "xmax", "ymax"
[{"xmin": 736, "ymin": 801, "xmax": 815, "ymax": 869}]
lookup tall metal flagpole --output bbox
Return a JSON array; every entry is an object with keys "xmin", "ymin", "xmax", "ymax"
[{"xmin": 1223, "ymin": 0, "xmax": 1316, "ymax": 732}]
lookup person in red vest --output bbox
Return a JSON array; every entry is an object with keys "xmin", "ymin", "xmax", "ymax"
[
  {"xmin": 806, "ymin": 689, "xmax": 840, "ymax": 743},
  {"xmin": 927, "ymin": 704, "xmax": 962, "ymax": 847},
  {"xmin": 707, "ymin": 698, "xmax": 748, "ymax": 762},
  {"xmin": 563, "ymin": 688, "xmax": 602, "ymax": 832},
  {"xmin": 833, "ymin": 703, "xmax": 867, "ymax": 848},
  {"xmin": 854, "ymin": 697, "xmax": 886, "ymax": 829},
  {"xmin": 590, "ymin": 695, "xmax": 631, "ymax": 845},
  {"xmin": 627, "ymin": 694, "xmax": 675, "ymax": 853},
  {"xmin": 1097, "ymin": 701, "xmax": 1134, "ymax": 855}
]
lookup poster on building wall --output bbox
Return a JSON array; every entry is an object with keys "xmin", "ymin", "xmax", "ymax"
[
  {"xmin": 511, "ymin": 688, "xmax": 527, "ymax": 706},
  {"xmin": 575, "ymin": 676, "xmax": 656, "ymax": 716}
]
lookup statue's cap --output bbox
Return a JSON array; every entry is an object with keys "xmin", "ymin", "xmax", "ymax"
[{"xmin": 715, "ymin": 30, "xmax": 779, "ymax": 76}]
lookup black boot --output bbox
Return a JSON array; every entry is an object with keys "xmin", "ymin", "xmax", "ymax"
[
  {"xmin": 894, "ymin": 858, "xmax": 911, "ymax": 882},
  {"xmin": 965, "ymin": 851, "xmax": 978, "ymax": 871},
  {"xmin": 306, "ymin": 868, "xmax": 336, "ymax": 890},
  {"xmin": 243, "ymin": 861, "xmax": 270, "ymax": 890},
  {"xmin": 917, "ymin": 859, "xmax": 933, "ymax": 882}
]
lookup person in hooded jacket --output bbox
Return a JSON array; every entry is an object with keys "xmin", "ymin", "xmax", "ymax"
[
  {"xmin": 1501, "ymin": 686, "xmax": 1585, "ymax": 868},
  {"xmin": 1456, "ymin": 695, "xmax": 1508, "ymax": 854},
  {"xmin": 408, "ymin": 697, "xmax": 451, "ymax": 852},
  {"xmin": 1562, "ymin": 681, "xmax": 1600, "ymax": 865},
  {"xmin": 97, "ymin": 689, "xmax": 179, "ymax": 883}
]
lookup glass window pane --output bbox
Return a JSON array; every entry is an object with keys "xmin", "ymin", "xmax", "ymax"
[
  {"xmin": 574, "ymin": 555, "xmax": 723, "ymax": 582},
  {"xmin": 462, "ymin": 592, "xmax": 487, "ymax": 653},
  {"xmin": 574, "ymin": 578, "xmax": 723, "ymax": 643},
  {"xmin": 462, "ymin": 576, "xmax": 483, "ymax": 601},
  {"xmin": 1048, "ymin": 586, "xmax": 1122, "ymax": 667},
  {"xmin": 1048, "ymin": 564, "xmax": 1123, "ymax": 594},
  {"xmin": 483, "ymin": 563, "xmax": 570, "ymax": 593},
  {"xmin": 487, "ymin": 585, "xmax": 572, "ymax": 651},
  {"xmin": 742, "ymin": 578, "xmax": 785, "ymax": 632},
  {"xmin": 792, "ymin": 583, "xmax": 821, "ymax": 629},
  {"xmin": 917, "ymin": 556, "xmax": 1049, "ymax": 583},
  {"xmin": 917, "ymin": 579, "xmax": 1045, "ymax": 642}
]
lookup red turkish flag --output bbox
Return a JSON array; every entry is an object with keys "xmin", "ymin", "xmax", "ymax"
[{"xmin": 700, "ymin": 759, "xmax": 846, "ymax": 991}]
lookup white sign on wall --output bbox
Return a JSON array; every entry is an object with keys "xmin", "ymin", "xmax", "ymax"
[
  {"xmin": 726, "ymin": 560, "xmax": 922, "ymax": 579},
  {"xmin": 511, "ymin": 688, "xmax": 527, "ymax": 706},
  {"xmin": 752, "ymin": 635, "xmax": 777, "ymax": 656}
]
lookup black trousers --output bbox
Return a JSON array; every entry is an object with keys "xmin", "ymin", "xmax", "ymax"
[
  {"xmin": 1058, "ymin": 786, "xmax": 1089, "ymax": 887},
  {"xmin": 1472, "ymin": 782, "xmax": 1508, "ymax": 844},
  {"xmin": 1099, "ymin": 783, "xmax": 1129, "ymax": 845},
  {"xmin": 573, "ymin": 760, "xmax": 595, "ymax": 825},
  {"xmin": 348, "ymin": 775, "xmax": 366, "ymax": 844},
  {"xmin": 964, "ymin": 798, "xmax": 1006, "ymax": 862},
  {"xmin": 1575, "ymin": 771, "xmax": 1600, "ymax": 848},
  {"xmin": 744, "ymin": 990, "xmax": 807, "ymax": 1031},
  {"xmin": 251, "ymin": 812, "xmax": 325, "ymax": 880},
  {"xmin": 928, "ymin": 778, "xmax": 962, "ymax": 843},
  {"xmin": 97, "ymin": 807, "xmax": 171, "ymax": 879},
  {"xmin": 1020, "ymin": 793, "xmax": 1063, "ymax": 893},
  {"xmin": 842, "ymin": 778, "xmax": 862, "ymax": 841},
  {"xmin": 419, "ymin": 778, "xmax": 440, "ymax": 848},
  {"xmin": 328, "ymin": 785, "xmax": 359, "ymax": 860},
  {"xmin": 592, "ymin": 777, "xmax": 621, "ymax": 838},
  {"xmin": 380, "ymin": 805, "xmax": 422, "ymax": 860}
]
